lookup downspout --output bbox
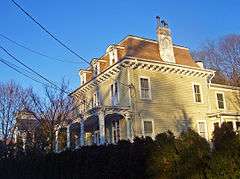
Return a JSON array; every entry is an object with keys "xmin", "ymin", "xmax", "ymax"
[
  {"xmin": 208, "ymin": 72, "xmax": 215, "ymax": 88},
  {"xmin": 207, "ymin": 72, "xmax": 215, "ymax": 112},
  {"xmin": 127, "ymin": 64, "xmax": 134, "ymax": 139},
  {"xmin": 127, "ymin": 59, "xmax": 138, "ymax": 139}
]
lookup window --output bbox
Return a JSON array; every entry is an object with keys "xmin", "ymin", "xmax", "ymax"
[
  {"xmin": 93, "ymin": 131, "xmax": 100, "ymax": 145},
  {"xmin": 142, "ymin": 119, "xmax": 154, "ymax": 138},
  {"xmin": 111, "ymin": 82, "xmax": 119, "ymax": 105},
  {"xmin": 80, "ymin": 73, "xmax": 86, "ymax": 86},
  {"xmin": 93, "ymin": 63, "xmax": 100, "ymax": 77},
  {"xmin": 193, "ymin": 84, "xmax": 202, "ymax": 103},
  {"xmin": 197, "ymin": 121, "xmax": 207, "ymax": 138},
  {"xmin": 236, "ymin": 122, "xmax": 240, "ymax": 132},
  {"xmin": 216, "ymin": 93, "xmax": 225, "ymax": 109},
  {"xmin": 109, "ymin": 49, "xmax": 118, "ymax": 66},
  {"xmin": 112, "ymin": 121, "xmax": 120, "ymax": 144},
  {"xmin": 140, "ymin": 77, "xmax": 151, "ymax": 99},
  {"xmin": 92, "ymin": 90, "xmax": 100, "ymax": 107}
]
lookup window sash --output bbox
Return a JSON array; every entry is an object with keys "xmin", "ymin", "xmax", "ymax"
[
  {"xmin": 140, "ymin": 78, "xmax": 150, "ymax": 99},
  {"xmin": 217, "ymin": 93, "xmax": 224, "ymax": 109},
  {"xmin": 111, "ymin": 83, "xmax": 119, "ymax": 105},
  {"xmin": 194, "ymin": 85, "xmax": 202, "ymax": 102},
  {"xmin": 198, "ymin": 122, "xmax": 206, "ymax": 138},
  {"xmin": 144, "ymin": 121, "xmax": 153, "ymax": 136},
  {"xmin": 93, "ymin": 91, "xmax": 99, "ymax": 107},
  {"xmin": 112, "ymin": 121, "xmax": 120, "ymax": 143}
]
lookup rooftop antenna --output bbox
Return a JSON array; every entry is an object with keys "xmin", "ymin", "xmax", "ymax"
[{"xmin": 156, "ymin": 16, "xmax": 161, "ymax": 28}]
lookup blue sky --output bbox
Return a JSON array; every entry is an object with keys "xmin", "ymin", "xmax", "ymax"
[{"xmin": 1, "ymin": 0, "xmax": 240, "ymax": 95}]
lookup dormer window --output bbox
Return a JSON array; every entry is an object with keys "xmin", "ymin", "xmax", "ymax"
[
  {"xmin": 80, "ymin": 73, "xmax": 86, "ymax": 86},
  {"xmin": 107, "ymin": 46, "xmax": 118, "ymax": 66},
  {"xmin": 93, "ymin": 62, "xmax": 100, "ymax": 77}
]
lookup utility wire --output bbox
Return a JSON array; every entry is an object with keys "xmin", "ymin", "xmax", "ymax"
[
  {"xmin": 0, "ymin": 33, "xmax": 82, "ymax": 64},
  {"xmin": 0, "ymin": 57, "xmax": 71, "ymax": 94},
  {"xmin": 0, "ymin": 57, "xmax": 50, "ymax": 87},
  {"xmin": 10, "ymin": 0, "xmax": 90, "ymax": 65},
  {"xmin": 10, "ymin": 0, "xmax": 130, "ymax": 89},
  {"xmin": 0, "ymin": 45, "xmax": 68, "ymax": 93}
]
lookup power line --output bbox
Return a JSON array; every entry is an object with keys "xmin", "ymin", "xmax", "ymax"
[
  {"xmin": 0, "ymin": 33, "xmax": 82, "ymax": 64},
  {"xmin": 0, "ymin": 45, "xmax": 68, "ymax": 93},
  {"xmin": 0, "ymin": 57, "xmax": 71, "ymax": 94},
  {"xmin": 10, "ymin": 0, "xmax": 90, "ymax": 65},
  {"xmin": 0, "ymin": 57, "xmax": 50, "ymax": 87},
  {"xmin": 9, "ymin": 0, "xmax": 130, "ymax": 89}
]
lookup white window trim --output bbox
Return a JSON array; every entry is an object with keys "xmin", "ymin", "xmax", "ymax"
[
  {"xmin": 93, "ymin": 62, "xmax": 100, "ymax": 76},
  {"xmin": 80, "ymin": 73, "xmax": 87, "ymax": 86},
  {"xmin": 93, "ymin": 130, "xmax": 100, "ymax": 145},
  {"xmin": 109, "ymin": 49, "xmax": 118, "ymax": 66},
  {"xmin": 110, "ymin": 81, "xmax": 120, "ymax": 106},
  {"xmin": 192, "ymin": 82, "xmax": 203, "ymax": 104},
  {"xmin": 215, "ymin": 91, "xmax": 226, "ymax": 111},
  {"xmin": 197, "ymin": 120, "xmax": 208, "ymax": 140},
  {"xmin": 93, "ymin": 90, "xmax": 100, "ymax": 107},
  {"xmin": 111, "ymin": 120, "xmax": 121, "ymax": 144},
  {"xmin": 141, "ymin": 118, "xmax": 155, "ymax": 139},
  {"xmin": 139, "ymin": 76, "xmax": 152, "ymax": 100}
]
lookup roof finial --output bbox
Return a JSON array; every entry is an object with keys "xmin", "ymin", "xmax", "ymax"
[
  {"xmin": 156, "ymin": 16, "xmax": 161, "ymax": 28},
  {"xmin": 161, "ymin": 20, "xmax": 169, "ymax": 28}
]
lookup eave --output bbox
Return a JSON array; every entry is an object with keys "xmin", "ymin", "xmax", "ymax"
[{"xmin": 70, "ymin": 57, "xmax": 215, "ymax": 97}]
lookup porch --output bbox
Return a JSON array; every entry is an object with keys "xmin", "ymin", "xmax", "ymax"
[
  {"xmin": 81, "ymin": 106, "xmax": 133, "ymax": 146},
  {"xmin": 54, "ymin": 106, "xmax": 133, "ymax": 152}
]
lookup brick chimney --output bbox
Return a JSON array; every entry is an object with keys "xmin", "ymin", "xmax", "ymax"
[{"xmin": 156, "ymin": 16, "xmax": 175, "ymax": 63}]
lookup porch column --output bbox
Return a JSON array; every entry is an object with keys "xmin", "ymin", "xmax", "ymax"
[
  {"xmin": 14, "ymin": 127, "xmax": 18, "ymax": 143},
  {"xmin": 22, "ymin": 133, "xmax": 26, "ymax": 151},
  {"xmin": 125, "ymin": 113, "xmax": 133, "ymax": 142},
  {"xmin": 55, "ymin": 129, "xmax": 59, "ymax": 153},
  {"xmin": 233, "ymin": 121, "xmax": 237, "ymax": 131},
  {"xmin": 80, "ymin": 118, "xmax": 85, "ymax": 146},
  {"xmin": 99, "ymin": 110, "xmax": 105, "ymax": 145},
  {"xmin": 66, "ymin": 125, "xmax": 71, "ymax": 149}
]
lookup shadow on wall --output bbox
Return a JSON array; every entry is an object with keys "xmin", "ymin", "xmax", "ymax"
[
  {"xmin": 229, "ymin": 90, "xmax": 240, "ymax": 112},
  {"xmin": 136, "ymin": 68, "xmax": 193, "ymax": 136}
]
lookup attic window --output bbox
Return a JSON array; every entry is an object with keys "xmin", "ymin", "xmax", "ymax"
[
  {"xmin": 109, "ymin": 48, "xmax": 118, "ymax": 66},
  {"xmin": 80, "ymin": 73, "xmax": 86, "ymax": 86},
  {"xmin": 93, "ymin": 62, "xmax": 100, "ymax": 77}
]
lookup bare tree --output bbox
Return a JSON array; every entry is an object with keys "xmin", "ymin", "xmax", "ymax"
[
  {"xmin": 0, "ymin": 81, "xmax": 33, "ymax": 143},
  {"xmin": 31, "ymin": 81, "xmax": 76, "ymax": 152},
  {"xmin": 192, "ymin": 34, "xmax": 240, "ymax": 86}
]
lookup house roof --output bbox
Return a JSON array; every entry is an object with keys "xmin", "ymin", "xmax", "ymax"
[
  {"xmin": 71, "ymin": 35, "xmax": 201, "ymax": 95},
  {"xmin": 118, "ymin": 35, "xmax": 199, "ymax": 68},
  {"xmin": 86, "ymin": 35, "xmax": 199, "ymax": 76}
]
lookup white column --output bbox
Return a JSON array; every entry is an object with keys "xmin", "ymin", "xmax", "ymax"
[
  {"xmin": 233, "ymin": 121, "xmax": 237, "ymax": 131},
  {"xmin": 99, "ymin": 111, "xmax": 105, "ymax": 145},
  {"xmin": 14, "ymin": 127, "xmax": 18, "ymax": 143},
  {"xmin": 22, "ymin": 133, "xmax": 26, "ymax": 151},
  {"xmin": 126, "ymin": 113, "xmax": 133, "ymax": 142},
  {"xmin": 55, "ymin": 129, "xmax": 59, "ymax": 153},
  {"xmin": 80, "ymin": 119, "xmax": 85, "ymax": 146},
  {"xmin": 67, "ymin": 125, "xmax": 71, "ymax": 149}
]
